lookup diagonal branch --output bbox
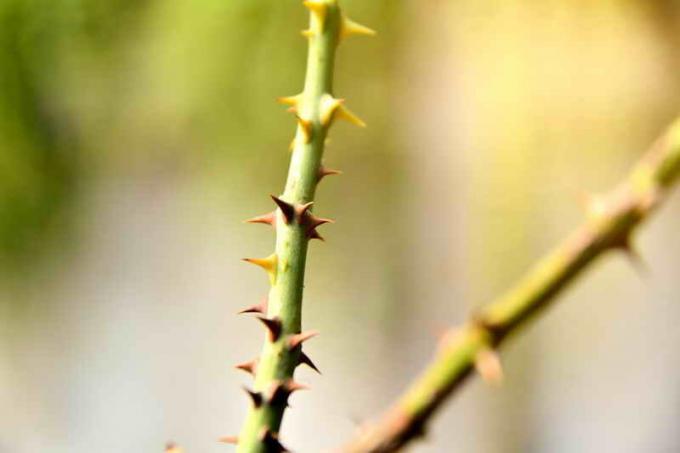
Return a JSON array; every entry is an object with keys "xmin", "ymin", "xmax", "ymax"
[{"xmin": 341, "ymin": 117, "xmax": 680, "ymax": 453}]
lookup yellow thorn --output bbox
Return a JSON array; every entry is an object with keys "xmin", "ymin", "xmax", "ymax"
[
  {"xmin": 296, "ymin": 116, "xmax": 313, "ymax": 143},
  {"xmin": 474, "ymin": 348, "xmax": 504, "ymax": 386},
  {"xmin": 336, "ymin": 104, "xmax": 366, "ymax": 128},
  {"xmin": 303, "ymin": 0, "xmax": 328, "ymax": 25},
  {"xmin": 277, "ymin": 94, "xmax": 302, "ymax": 107},
  {"xmin": 289, "ymin": 137, "xmax": 297, "ymax": 152},
  {"xmin": 341, "ymin": 15, "xmax": 376, "ymax": 40},
  {"xmin": 243, "ymin": 254, "xmax": 278, "ymax": 284},
  {"xmin": 301, "ymin": 28, "xmax": 314, "ymax": 38},
  {"xmin": 319, "ymin": 94, "xmax": 343, "ymax": 126}
]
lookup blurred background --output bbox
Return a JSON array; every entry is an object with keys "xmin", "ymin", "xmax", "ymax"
[{"xmin": 1, "ymin": 0, "xmax": 680, "ymax": 452}]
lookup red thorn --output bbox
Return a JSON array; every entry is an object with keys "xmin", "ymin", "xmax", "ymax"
[
  {"xmin": 245, "ymin": 211, "xmax": 276, "ymax": 227},
  {"xmin": 295, "ymin": 202, "xmax": 315, "ymax": 218},
  {"xmin": 243, "ymin": 387, "xmax": 263, "ymax": 408},
  {"xmin": 237, "ymin": 298, "xmax": 267, "ymax": 315},
  {"xmin": 219, "ymin": 436, "xmax": 238, "ymax": 445},
  {"xmin": 299, "ymin": 211, "xmax": 334, "ymax": 239},
  {"xmin": 288, "ymin": 330, "xmax": 320, "ymax": 349},
  {"xmin": 299, "ymin": 352, "xmax": 321, "ymax": 374},
  {"xmin": 308, "ymin": 229, "xmax": 325, "ymax": 242},
  {"xmin": 267, "ymin": 380, "xmax": 309, "ymax": 407},
  {"xmin": 257, "ymin": 316, "xmax": 283, "ymax": 342},
  {"xmin": 259, "ymin": 429, "xmax": 288, "ymax": 453},
  {"xmin": 271, "ymin": 195, "xmax": 296, "ymax": 224},
  {"xmin": 308, "ymin": 215, "xmax": 334, "ymax": 230},
  {"xmin": 318, "ymin": 165, "xmax": 342, "ymax": 182},
  {"xmin": 235, "ymin": 359, "xmax": 258, "ymax": 376}
]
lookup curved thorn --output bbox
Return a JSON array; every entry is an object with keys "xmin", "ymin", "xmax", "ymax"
[
  {"xmin": 295, "ymin": 202, "xmax": 315, "ymax": 219},
  {"xmin": 245, "ymin": 211, "xmax": 276, "ymax": 227},
  {"xmin": 288, "ymin": 330, "xmax": 320, "ymax": 349},
  {"xmin": 242, "ymin": 254, "xmax": 278, "ymax": 284},
  {"xmin": 336, "ymin": 104, "xmax": 366, "ymax": 128},
  {"xmin": 318, "ymin": 165, "xmax": 342, "ymax": 182},
  {"xmin": 243, "ymin": 387, "xmax": 263, "ymax": 408},
  {"xmin": 276, "ymin": 94, "xmax": 302, "ymax": 107},
  {"xmin": 260, "ymin": 429, "xmax": 288, "ymax": 453},
  {"xmin": 235, "ymin": 359, "xmax": 258, "ymax": 376},
  {"xmin": 258, "ymin": 316, "xmax": 283, "ymax": 342},
  {"xmin": 237, "ymin": 298, "xmax": 267, "ymax": 315},
  {"xmin": 309, "ymin": 229, "xmax": 325, "ymax": 242},
  {"xmin": 303, "ymin": 0, "xmax": 328, "ymax": 22},
  {"xmin": 271, "ymin": 195, "xmax": 296, "ymax": 224},
  {"xmin": 267, "ymin": 379, "xmax": 309, "ymax": 407},
  {"xmin": 341, "ymin": 15, "xmax": 377, "ymax": 40},
  {"xmin": 299, "ymin": 352, "xmax": 321, "ymax": 374}
]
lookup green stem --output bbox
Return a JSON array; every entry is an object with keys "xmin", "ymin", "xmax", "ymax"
[
  {"xmin": 236, "ymin": 2, "xmax": 372, "ymax": 451},
  {"xmin": 342, "ymin": 117, "xmax": 680, "ymax": 453}
]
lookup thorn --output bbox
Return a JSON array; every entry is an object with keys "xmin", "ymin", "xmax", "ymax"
[
  {"xmin": 296, "ymin": 115, "xmax": 313, "ymax": 143},
  {"xmin": 301, "ymin": 28, "xmax": 314, "ymax": 38},
  {"xmin": 289, "ymin": 137, "xmax": 296, "ymax": 152},
  {"xmin": 295, "ymin": 201, "xmax": 314, "ymax": 219},
  {"xmin": 165, "ymin": 443, "xmax": 183, "ymax": 453},
  {"xmin": 299, "ymin": 352, "xmax": 321, "ymax": 374},
  {"xmin": 288, "ymin": 330, "xmax": 320, "ymax": 349},
  {"xmin": 340, "ymin": 15, "xmax": 376, "ymax": 40},
  {"xmin": 257, "ymin": 316, "xmax": 283, "ymax": 342},
  {"xmin": 243, "ymin": 387, "xmax": 263, "ymax": 408},
  {"xmin": 318, "ymin": 165, "xmax": 342, "ymax": 182},
  {"xmin": 271, "ymin": 195, "xmax": 296, "ymax": 224},
  {"xmin": 319, "ymin": 94, "xmax": 366, "ymax": 128},
  {"xmin": 474, "ymin": 348, "xmax": 504, "ymax": 386},
  {"xmin": 304, "ymin": 214, "xmax": 334, "ymax": 238},
  {"xmin": 235, "ymin": 359, "xmax": 258, "ymax": 376},
  {"xmin": 260, "ymin": 429, "xmax": 289, "ymax": 453},
  {"xmin": 242, "ymin": 254, "xmax": 278, "ymax": 284},
  {"xmin": 612, "ymin": 234, "xmax": 648, "ymax": 276},
  {"xmin": 309, "ymin": 229, "xmax": 325, "ymax": 242},
  {"xmin": 237, "ymin": 297, "xmax": 267, "ymax": 315},
  {"xmin": 336, "ymin": 104, "xmax": 366, "ymax": 128},
  {"xmin": 276, "ymin": 94, "xmax": 301, "ymax": 107},
  {"xmin": 219, "ymin": 436, "xmax": 238, "ymax": 445},
  {"xmin": 245, "ymin": 211, "xmax": 276, "ymax": 227},
  {"xmin": 319, "ymin": 94, "xmax": 344, "ymax": 126},
  {"xmin": 303, "ymin": 0, "xmax": 328, "ymax": 25},
  {"xmin": 267, "ymin": 380, "xmax": 309, "ymax": 407}
]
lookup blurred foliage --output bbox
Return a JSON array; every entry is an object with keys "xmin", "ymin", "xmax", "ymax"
[{"xmin": 0, "ymin": 0, "xmax": 395, "ymax": 272}]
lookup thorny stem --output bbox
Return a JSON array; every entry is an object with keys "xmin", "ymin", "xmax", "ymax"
[
  {"xmin": 235, "ymin": 2, "xmax": 374, "ymax": 452},
  {"xmin": 341, "ymin": 118, "xmax": 680, "ymax": 453}
]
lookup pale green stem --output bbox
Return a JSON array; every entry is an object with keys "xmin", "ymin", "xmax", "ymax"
[{"xmin": 237, "ymin": 1, "xmax": 371, "ymax": 451}]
